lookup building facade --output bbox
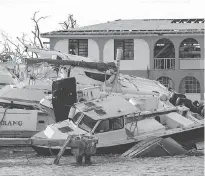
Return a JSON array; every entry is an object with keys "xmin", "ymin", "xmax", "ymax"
[{"xmin": 41, "ymin": 19, "xmax": 204, "ymax": 100}]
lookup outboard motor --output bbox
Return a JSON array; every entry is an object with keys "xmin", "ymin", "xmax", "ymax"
[{"xmin": 52, "ymin": 77, "xmax": 77, "ymax": 122}]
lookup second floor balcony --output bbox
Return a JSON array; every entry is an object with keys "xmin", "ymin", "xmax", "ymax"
[{"xmin": 153, "ymin": 58, "xmax": 204, "ymax": 70}]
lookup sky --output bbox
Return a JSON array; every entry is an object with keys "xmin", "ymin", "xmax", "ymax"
[{"xmin": 0, "ymin": 0, "xmax": 204, "ymax": 45}]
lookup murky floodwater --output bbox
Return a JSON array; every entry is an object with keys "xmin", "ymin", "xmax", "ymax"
[{"xmin": 0, "ymin": 148, "xmax": 204, "ymax": 176}]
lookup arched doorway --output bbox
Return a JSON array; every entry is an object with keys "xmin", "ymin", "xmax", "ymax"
[
  {"xmin": 179, "ymin": 38, "xmax": 201, "ymax": 58},
  {"xmin": 154, "ymin": 38, "xmax": 175, "ymax": 69},
  {"xmin": 157, "ymin": 76, "xmax": 174, "ymax": 89},
  {"xmin": 179, "ymin": 76, "xmax": 201, "ymax": 101}
]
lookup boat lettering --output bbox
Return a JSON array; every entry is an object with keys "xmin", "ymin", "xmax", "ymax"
[{"xmin": 0, "ymin": 121, "xmax": 23, "ymax": 126}]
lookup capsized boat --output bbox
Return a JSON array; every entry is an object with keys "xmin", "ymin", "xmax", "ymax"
[
  {"xmin": 121, "ymin": 137, "xmax": 188, "ymax": 158},
  {"xmin": 25, "ymin": 45, "xmax": 170, "ymax": 97},
  {"xmin": 30, "ymin": 89, "xmax": 204, "ymax": 156},
  {"xmin": 26, "ymin": 57, "xmax": 169, "ymax": 96}
]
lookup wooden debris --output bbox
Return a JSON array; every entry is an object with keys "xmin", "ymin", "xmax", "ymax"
[
  {"xmin": 54, "ymin": 135, "xmax": 71, "ymax": 165},
  {"xmin": 122, "ymin": 137, "xmax": 187, "ymax": 158}
]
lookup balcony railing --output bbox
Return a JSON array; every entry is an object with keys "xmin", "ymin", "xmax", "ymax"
[{"xmin": 154, "ymin": 58, "xmax": 175, "ymax": 70}]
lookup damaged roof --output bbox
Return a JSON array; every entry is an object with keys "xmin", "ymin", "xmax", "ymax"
[
  {"xmin": 41, "ymin": 19, "xmax": 204, "ymax": 37},
  {"xmin": 75, "ymin": 94, "xmax": 138, "ymax": 120}
]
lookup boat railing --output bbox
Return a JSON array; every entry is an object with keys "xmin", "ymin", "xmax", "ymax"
[{"xmin": 124, "ymin": 107, "xmax": 177, "ymax": 124}]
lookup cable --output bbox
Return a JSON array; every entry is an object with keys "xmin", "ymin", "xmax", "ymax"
[{"xmin": 0, "ymin": 101, "xmax": 13, "ymax": 127}]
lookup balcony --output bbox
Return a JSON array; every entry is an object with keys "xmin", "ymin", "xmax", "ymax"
[
  {"xmin": 179, "ymin": 59, "xmax": 204, "ymax": 70},
  {"xmin": 154, "ymin": 58, "xmax": 175, "ymax": 70}
]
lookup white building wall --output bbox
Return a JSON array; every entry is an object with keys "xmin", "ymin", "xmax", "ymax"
[
  {"xmin": 185, "ymin": 93, "xmax": 201, "ymax": 101},
  {"xmin": 103, "ymin": 39, "xmax": 114, "ymax": 63},
  {"xmin": 179, "ymin": 59, "xmax": 204, "ymax": 70},
  {"xmin": 133, "ymin": 39, "xmax": 150, "ymax": 70},
  {"xmin": 103, "ymin": 39, "xmax": 150, "ymax": 70},
  {"xmin": 54, "ymin": 39, "xmax": 69, "ymax": 54},
  {"xmin": 88, "ymin": 39, "xmax": 99, "ymax": 61}
]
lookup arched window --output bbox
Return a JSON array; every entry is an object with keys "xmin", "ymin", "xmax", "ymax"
[
  {"xmin": 179, "ymin": 76, "xmax": 200, "ymax": 93},
  {"xmin": 154, "ymin": 38, "xmax": 175, "ymax": 70},
  {"xmin": 154, "ymin": 38, "xmax": 175, "ymax": 58},
  {"xmin": 179, "ymin": 38, "xmax": 201, "ymax": 58},
  {"xmin": 157, "ymin": 76, "xmax": 174, "ymax": 89}
]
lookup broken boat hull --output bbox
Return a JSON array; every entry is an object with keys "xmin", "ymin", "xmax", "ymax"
[
  {"xmin": 121, "ymin": 137, "xmax": 188, "ymax": 158},
  {"xmin": 84, "ymin": 71, "xmax": 111, "ymax": 82}
]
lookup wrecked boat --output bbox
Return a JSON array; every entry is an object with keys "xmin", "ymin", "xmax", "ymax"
[
  {"xmin": 25, "ymin": 46, "xmax": 170, "ymax": 97},
  {"xmin": 0, "ymin": 49, "xmax": 116, "ymax": 139},
  {"xmin": 0, "ymin": 84, "xmax": 56, "ymax": 138},
  {"xmin": 0, "ymin": 49, "xmax": 109, "ymax": 139},
  {"xmin": 0, "ymin": 64, "xmax": 55, "ymax": 138},
  {"xmin": 25, "ymin": 46, "xmax": 203, "ymax": 119},
  {"xmin": 29, "ymin": 79, "xmax": 204, "ymax": 156},
  {"xmin": 121, "ymin": 137, "xmax": 188, "ymax": 158}
]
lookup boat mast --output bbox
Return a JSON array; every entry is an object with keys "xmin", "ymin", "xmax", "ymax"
[
  {"xmin": 112, "ymin": 48, "xmax": 123, "ymax": 92},
  {"xmin": 25, "ymin": 45, "xmax": 117, "ymax": 72}
]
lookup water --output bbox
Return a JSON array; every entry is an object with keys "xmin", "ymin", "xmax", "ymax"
[{"xmin": 0, "ymin": 148, "xmax": 204, "ymax": 176}]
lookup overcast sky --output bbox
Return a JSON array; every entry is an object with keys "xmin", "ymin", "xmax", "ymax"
[{"xmin": 0, "ymin": 0, "xmax": 204, "ymax": 42}]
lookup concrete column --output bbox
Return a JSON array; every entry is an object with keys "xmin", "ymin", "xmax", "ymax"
[
  {"xmin": 172, "ymin": 38, "xmax": 181, "ymax": 71},
  {"xmin": 198, "ymin": 39, "xmax": 204, "ymax": 59},
  {"xmin": 200, "ymin": 70, "xmax": 204, "ymax": 100},
  {"xmin": 173, "ymin": 73, "xmax": 181, "ymax": 93},
  {"xmin": 146, "ymin": 37, "xmax": 155, "ymax": 70},
  {"xmin": 50, "ymin": 38, "xmax": 62, "ymax": 50},
  {"xmin": 92, "ymin": 38, "xmax": 110, "ymax": 62}
]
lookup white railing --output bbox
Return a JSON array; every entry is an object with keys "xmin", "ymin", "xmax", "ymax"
[{"xmin": 154, "ymin": 58, "xmax": 175, "ymax": 70}]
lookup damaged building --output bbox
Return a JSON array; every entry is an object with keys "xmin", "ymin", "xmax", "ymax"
[{"xmin": 41, "ymin": 18, "xmax": 204, "ymax": 101}]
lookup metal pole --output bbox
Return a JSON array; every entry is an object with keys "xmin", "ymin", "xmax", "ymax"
[{"xmin": 112, "ymin": 48, "xmax": 123, "ymax": 92}]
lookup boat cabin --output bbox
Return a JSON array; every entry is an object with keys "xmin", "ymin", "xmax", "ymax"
[
  {"xmin": 67, "ymin": 94, "xmax": 195, "ymax": 147},
  {"xmin": 35, "ymin": 93, "xmax": 200, "ymax": 154}
]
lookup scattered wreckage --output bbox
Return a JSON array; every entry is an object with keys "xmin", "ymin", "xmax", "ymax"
[{"xmin": 0, "ymin": 47, "xmax": 203, "ymax": 159}]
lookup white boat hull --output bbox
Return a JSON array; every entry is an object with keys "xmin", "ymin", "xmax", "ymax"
[
  {"xmin": 0, "ymin": 108, "xmax": 55, "ymax": 138},
  {"xmin": 30, "ymin": 124, "xmax": 204, "ymax": 156}
]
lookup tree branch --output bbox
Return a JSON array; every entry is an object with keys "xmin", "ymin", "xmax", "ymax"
[
  {"xmin": 31, "ymin": 11, "xmax": 48, "ymax": 49},
  {"xmin": 59, "ymin": 14, "xmax": 77, "ymax": 30}
]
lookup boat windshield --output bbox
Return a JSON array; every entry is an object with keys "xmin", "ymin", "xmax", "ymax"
[
  {"xmin": 78, "ymin": 114, "xmax": 97, "ymax": 132},
  {"xmin": 72, "ymin": 112, "xmax": 83, "ymax": 125}
]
